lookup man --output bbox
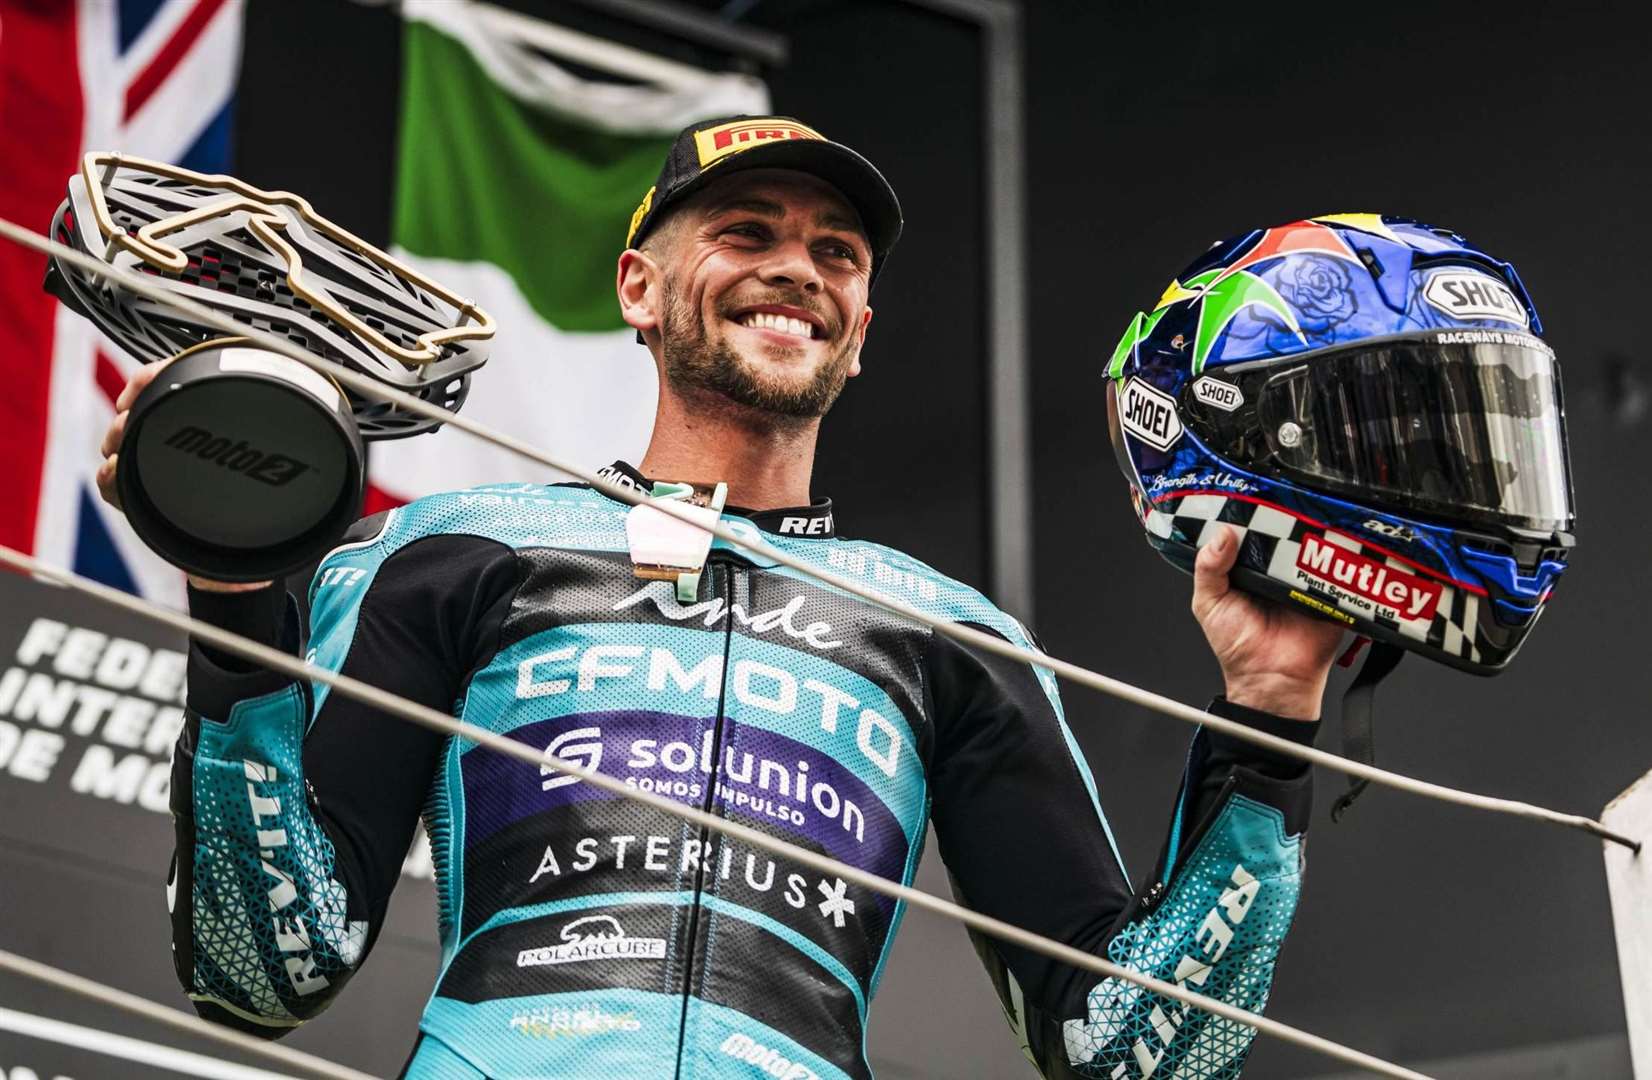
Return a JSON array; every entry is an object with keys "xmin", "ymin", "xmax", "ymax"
[{"xmin": 100, "ymin": 116, "xmax": 1342, "ymax": 1078}]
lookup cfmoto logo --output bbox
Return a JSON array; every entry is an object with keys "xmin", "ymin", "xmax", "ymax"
[
  {"xmin": 541, "ymin": 726, "xmax": 603, "ymax": 791},
  {"xmin": 162, "ymin": 425, "xmax": 311, "ymax": 486}
]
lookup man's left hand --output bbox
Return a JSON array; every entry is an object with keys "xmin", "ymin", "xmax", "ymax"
[{"xmin": 1191, "ymin": 525, "xmax": 1346, "ymax": 721}]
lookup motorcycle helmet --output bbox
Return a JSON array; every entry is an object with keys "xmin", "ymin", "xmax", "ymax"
[{"xmin": 1106, "ymin": 214, "xmax": 1574, "ymax": 677}]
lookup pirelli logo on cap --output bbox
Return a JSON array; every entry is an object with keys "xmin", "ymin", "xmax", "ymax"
[{"xmin": 694, "ymin": 118, "xmax": 826, "ymax": 168}]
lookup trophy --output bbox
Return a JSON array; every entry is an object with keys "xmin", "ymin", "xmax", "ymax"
[{"xmin": 45, "ymin": 152, "xmax": 494, "ymax": 582}]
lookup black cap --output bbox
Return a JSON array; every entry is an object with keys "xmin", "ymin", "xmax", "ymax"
[{"xmin": 625, "ymin": 115, "xmax": 903, "ymax": 283}]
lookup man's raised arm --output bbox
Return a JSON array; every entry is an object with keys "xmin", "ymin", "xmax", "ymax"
[{"xmin": 928, "ymin": 529, "xmax": 1336, "ymax": 1078}]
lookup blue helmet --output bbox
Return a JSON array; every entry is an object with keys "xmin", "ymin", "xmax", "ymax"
[{"xmin": 1105, "ymin": 214, "xmax": 1575, "ymax": 674}]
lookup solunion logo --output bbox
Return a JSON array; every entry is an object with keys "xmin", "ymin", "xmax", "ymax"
[{"xmin": 540, "ymin": 726, "xmax": 603, "ymax": 791}]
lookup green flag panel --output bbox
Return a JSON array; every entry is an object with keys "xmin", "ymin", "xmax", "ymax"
[{"xmin": 393, "ymin": 21, "xmax": 671, "ymax": 333}]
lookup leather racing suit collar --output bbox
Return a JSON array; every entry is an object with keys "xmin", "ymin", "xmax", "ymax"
[{"xmin": 595, "ymin": 460, "xmax": 837, "ymax": 539}]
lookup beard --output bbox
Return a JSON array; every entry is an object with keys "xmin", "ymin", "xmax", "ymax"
[{"xmin": 658, "ymin": 278, "xmax": 857, "ymax": 423}]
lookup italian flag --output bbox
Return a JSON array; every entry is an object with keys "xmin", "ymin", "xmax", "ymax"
[{"xmin": 369, "ymin": 1, "xmax": 769, "ymax": 503}]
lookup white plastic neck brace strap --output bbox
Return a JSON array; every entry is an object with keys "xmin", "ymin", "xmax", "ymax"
[{"xmin": 625, "ymin": 479, "xmax": 730, "ymax": 602}]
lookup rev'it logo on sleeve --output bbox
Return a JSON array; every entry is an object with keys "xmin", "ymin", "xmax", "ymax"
[{"xmin": 694, "ymin": 119, "xmax": 826, "ymax": 167}]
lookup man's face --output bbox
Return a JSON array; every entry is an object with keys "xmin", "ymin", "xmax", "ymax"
[{"xmin": 645, "ymin": 169, "xmax": 874, "ymax": 422}]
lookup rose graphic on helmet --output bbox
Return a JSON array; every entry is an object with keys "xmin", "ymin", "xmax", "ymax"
[{"xmin": 1278, "ymin": 255, "xmax": 1358, "ymax": 335}]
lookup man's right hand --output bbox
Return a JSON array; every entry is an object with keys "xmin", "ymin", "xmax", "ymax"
[{"xmin": 96, "ymin": 360, "xmax": 273, "ymax": 594}]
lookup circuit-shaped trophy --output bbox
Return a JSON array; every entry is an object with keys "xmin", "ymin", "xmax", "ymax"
[{"xmin": 45, "ymin": 151, "xmax": 494, "ymax": 581}]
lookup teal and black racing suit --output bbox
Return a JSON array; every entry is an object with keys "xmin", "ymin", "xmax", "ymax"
[{"xmin": 168, "ymin": 461, "xmax": 1319, "ymax": 1079}]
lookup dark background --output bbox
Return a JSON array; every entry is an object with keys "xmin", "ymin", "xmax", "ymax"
[
  {"xmin": 1021, "ymin": 2, "xmax": 1650, "ymax": 1074},
  {"xmin": 669, "ymin": 1, "xmax": 1652, "ymax": 1072},
  {"xmin": 4, "ymin": 1, "xmax": 1648, "ymax": 1077}
]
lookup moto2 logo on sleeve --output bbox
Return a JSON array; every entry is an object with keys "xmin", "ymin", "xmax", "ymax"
[
  {"xmin": 1422, "ymin": 270, "xmax": 1529, "ymax": 327},
  {"xmin": 1061, "ymin": 863, "xmax": 1263, "ymax": 1076},
  {"xmin": 1119, "ymin": 377, "xmax": 1182, "ymax": 451}
]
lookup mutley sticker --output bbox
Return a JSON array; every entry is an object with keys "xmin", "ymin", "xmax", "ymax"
[{"xmin": 1295, "ymin": 534, "xmax": 1442, "ymax": 623}]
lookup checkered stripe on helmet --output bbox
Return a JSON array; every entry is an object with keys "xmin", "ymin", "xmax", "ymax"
[{"xmin": 1147, "ymin": 492, "xmax": 1480, "ymax": 662}]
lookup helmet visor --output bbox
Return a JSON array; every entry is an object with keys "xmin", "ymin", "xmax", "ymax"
[{"xmin": 1226, "ymin": 332, "xmax": 1573, "ymax": 532}]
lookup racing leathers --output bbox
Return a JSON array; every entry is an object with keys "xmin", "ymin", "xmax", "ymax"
[{"xmin": 167, "ymin": 462, "xmax": 1318, "ymax": 1079}]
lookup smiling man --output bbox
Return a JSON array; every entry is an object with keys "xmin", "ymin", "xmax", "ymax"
[
  {"xmin": 122, "ymin": 116, "xmax": 1345, "ymax": 1079},
  {"xmin": 615, "ymin": 118, "xmax": 900, "ymax": 511}
]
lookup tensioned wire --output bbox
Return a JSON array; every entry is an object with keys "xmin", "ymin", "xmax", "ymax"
[
  {"xmin": 0, "ymin": 1004, "xmax": 304, "ymax": 1080},
  {"xmin": 0, "ymin": 949, "xmax": 372, "ymax": 1080},
  {"xmin": 0, "ymin": 214, "xmax": 1633, "ymax": 852},
  {"xmin": 0, "ymin": 543, "xmax": 1432, "ymax": 1080}
]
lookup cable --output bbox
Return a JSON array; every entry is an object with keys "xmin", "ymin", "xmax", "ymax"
[
  {"xmin": 0, "ymin": 1006, "xmax": 303, "ymax": 1080},
  {"xmin": 0, "ymin": 950, "xmax": 372, "ymax": 1080},
  {"xmin": 0, "ymin": 543, "xmax": 1433, "ymax": 1080},
  {"xmin": 0, "ymin": 213, "xmax": 1635, "ymax": 852}
]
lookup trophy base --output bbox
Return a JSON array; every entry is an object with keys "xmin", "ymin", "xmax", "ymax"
[{"xmin": 117, "ymin": 339, "xmax": 366, "ymax": 583}]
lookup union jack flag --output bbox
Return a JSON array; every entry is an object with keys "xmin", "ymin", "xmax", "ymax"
[{"xmin": 0, "ymin": 0, "xmax": 244, "ymax": 607}]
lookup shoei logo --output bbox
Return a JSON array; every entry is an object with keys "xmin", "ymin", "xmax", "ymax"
[
  {"xmin": 1423, "ymin": 270, "xmax": 1528, "ymax": 327},
  {"xmin": 1191, "ymin": 376, "xmax": 1244, "ymax": 413},
  {"xmin": 541, "ymin": 726, "xmax": 604, "ymax": 791},
  {"xmin": 517, "ymin": 915, "xmax": 667, "ymax": 968},
  {"xmin": 1297, "ymin": 533, "xmax": 1442, "ymax": 621},
  {"xmin": 1119, "ymin": 377, "xmax": 1182, "ymax": 451},
  {"xmin": 162, "ymin": 426, "xmax": 310, "ymax": 486},
  {"xmin": 694, "ymin": 118, "xmax": 826, "ymax": 168},
  {"xmin": 719, "ymin": 1033, "xmax": 822, "ymax": 1080}
]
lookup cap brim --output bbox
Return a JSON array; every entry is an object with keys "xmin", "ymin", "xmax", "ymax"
[{"xmin": 670, "ymin": 140, "xmax": 904, "ymax": 271}]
